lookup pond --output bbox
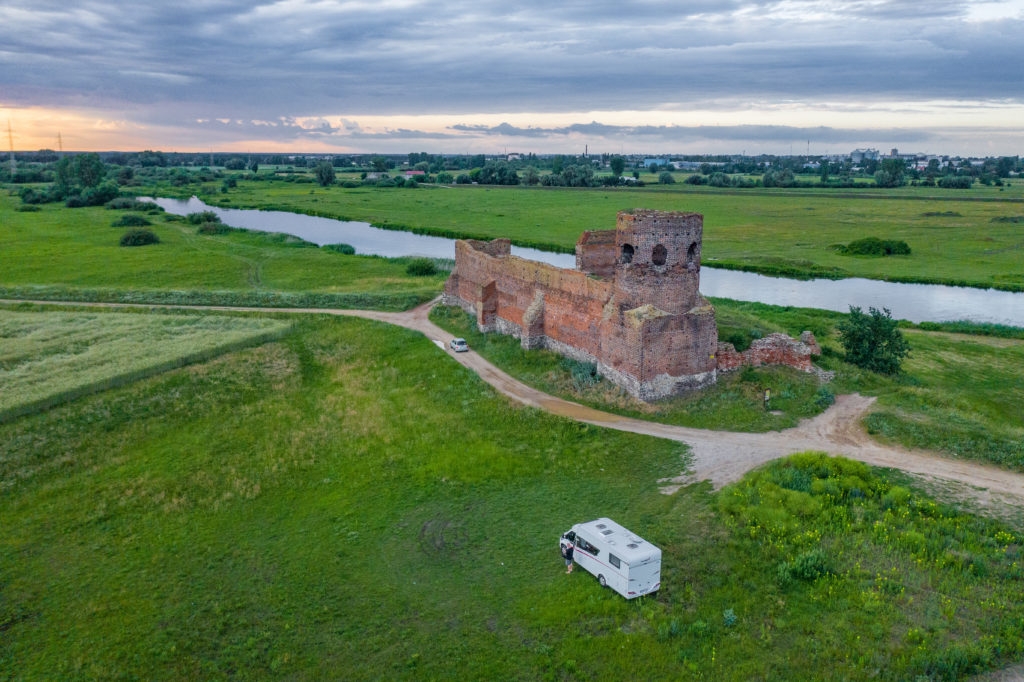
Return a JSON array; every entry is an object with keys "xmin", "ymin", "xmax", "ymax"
[{"xmin": 146, "ymin": 196, "xmax": 1024, "ymax": 326}]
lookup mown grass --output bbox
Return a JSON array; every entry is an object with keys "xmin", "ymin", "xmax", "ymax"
[
  {"xmin": 0, "ymin": 308, "xmax": 291, "ymax": 422},
  {"xmin": 4, "ymin": 313, "xmax": 1024, "ymax": 679},
  {"xmin": 431, "ymin": 300, "xmax": 1024, "ymax": 472},
  {"xmin": 0, "ymin": 192, "xmax": 445, "ymax": 309},
  {"xmin": 148, "ymin": 177, "xmax": 1024, "ymax": 291}
]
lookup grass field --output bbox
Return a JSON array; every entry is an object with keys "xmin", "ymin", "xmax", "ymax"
[
  {"xmin": 148, "ymin": 177, "xmax": 1024, "ymax": 291},
  {"xmin": 4, "ymin": 311, "xmax": 1024, "ymax": 679},
  {"xmin": 0, "ymin": 192, "xmax": 445, "ymax": 310},
  {"xmin": 0, "ymin": 307, "xmax": 291, "ymax": 422},
  {"xmin": 431, "ymin": 300, "xmax": 1024, "ymax": 472}
]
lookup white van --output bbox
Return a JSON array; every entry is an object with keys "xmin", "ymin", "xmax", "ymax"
[{"xmin": 559, "ymin": 517, "xmax": 661, "ymax": 599}]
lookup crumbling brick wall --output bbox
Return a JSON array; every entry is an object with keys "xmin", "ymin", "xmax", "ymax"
[
  {"xmin": 444, "ymin": 209, "xmax": 823, "ymax": 401},
  {"xmin": 716, "ymin": 332, "xmax": 822, "ymax": 374}
]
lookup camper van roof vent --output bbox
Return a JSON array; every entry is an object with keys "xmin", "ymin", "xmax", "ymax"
[
  {"xmin": 627, "ymin": 543, "xmax": 639, "ymax": 549},
  {"xmin": 596, "ymin": 523, "xmax": 607, "ymax": 529},
  {"xmin": 602, "ymin": 530, "xmax": 613, "ymax": 535}
]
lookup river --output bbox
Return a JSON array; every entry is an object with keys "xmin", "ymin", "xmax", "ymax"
[{"xmin": 146, "ymin": 196, "xmax": 1024, "ymax": 326}]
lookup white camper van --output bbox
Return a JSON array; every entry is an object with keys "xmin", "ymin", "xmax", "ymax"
[{"xmin": 559, "ymin": 518, "xmax": 661, "ymax": 599}]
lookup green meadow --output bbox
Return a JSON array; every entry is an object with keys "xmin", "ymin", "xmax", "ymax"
[
  {"xmin": 4, "ymin": 311, "xmax": 1024, "ymax": 679},
  {"xmin": 0, "ymin": 193, "xmax": 445, "ymax": 310},
  {"xmin": 431, "ymin": 301, "xmax": 1024, "ymax": 472},
  {"xmin": 158, "ymin": 177, "xmax": 1024, "ymax": 290}
]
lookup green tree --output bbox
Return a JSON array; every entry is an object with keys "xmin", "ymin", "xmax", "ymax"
[
  {"xmin": 314, "ymin": 161, "xmax": 336, "ymax": 187},
  {"xmin": 610, "ymin": 156, "xmax": 625, "ymax": 177},
  {"xmin": 522, "ymin": 166, "xmax": 540, "ymax": 185},
  {"xmin": 658, "ymin": 170, "xmax": 675, "ymax": 184},
  {"xmin": 837, "ymin": 306, "xmax": 910, "ymax": 374},
  {"xmin": 74, "ymin": 153, "xmax": 105, "ymax": 188}
]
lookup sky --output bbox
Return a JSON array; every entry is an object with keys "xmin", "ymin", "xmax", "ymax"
[{"xmin": 1, "ymin": 0, "xmax": 1023, "ymax": 156}]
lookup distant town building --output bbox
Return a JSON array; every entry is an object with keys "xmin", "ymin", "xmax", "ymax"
[
  {"xmin": 644, "ymin": 158, "xmax": 670, "ymax": 168},
  {"xmin": 850, "ymin": 148, "xmax": 880, "ymax": 163}
]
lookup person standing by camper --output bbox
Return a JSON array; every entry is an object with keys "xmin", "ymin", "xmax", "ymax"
[{"xmin": 564, "ymin": 540, "xmax": 574, "ymax": 574}]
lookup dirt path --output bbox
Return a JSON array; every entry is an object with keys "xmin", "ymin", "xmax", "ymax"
[{"xmin": 7, "ymin": 297, "xmax": 1024, "ymax": 509}]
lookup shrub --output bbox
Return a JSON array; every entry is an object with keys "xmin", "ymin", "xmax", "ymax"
[
  {"xmin": 991, "ymin": 216, "xmax": 1024, "ymax": 224},
  {"xmin": 938, "ymin": 175, "xmax": 972, "ymax": 189},
  {"xmin": 16, "ymin": 204, "xmax": 41, "ymax": 212},
  {"xmin": 197, "ymin": 222, "xmax": 233, "ymax": 235},
  {"xmin": 186, "ymin": 211, "xmax": 220, "ymax": 225},
  {"xmin": 111, "ymin": 214, "xmax": 151, "ymax": 227},
  {"xmin": 18, "ymin": 187, "xmax": 48, "ymax": 204},
  {"xmin": 778, "ymin": 549, "xmax": 831, "ymax": 584},
  {"xmin": 322, "ymin": 243, "xmax": 356, "ymax": 255},
  {"xmin": 341, "ymin": 180, "xmax": 361, "ymax": 188},
  {"xmin": 684, "ymin": 174, "xmax": 707, "ymax": 185},
  {"xmin": 839, "ymin": 237, "xmax": 911, "ymax": 256},
  {"xmin": 64, "ymin": 195, "xmax": 86, "ymax": 208},
  {"xmin": 106, "ymin": 197, "xmax": 156, "ymax": 211},
  {"xmin": 119, "ymin": 229, "xmax": 160, "ymax": 246},
  {"xmin": 658, "ymin": 171, "xmax": 675, "ymax": 184},
  {"xmin": 405, "ymin": 258, "xmax": 438, "ymax": 276},
  {"xmin": 814, "ymin": 386, "xmax": 835, "ymax": 408},
  {"xmin": 722, "ymin": 609, "xmax": 737, "ymax": 627},
  {"xmin": 838, "ymin": 306, "xmax": 910, "ymax": 375},
  {"xmin": 455, "ymin": 174, "xmax": 471, "ymax": 184},
  {"xmin": 436, "ymin": 172, "xmax": 454, "ymax": 184},
  {"xmin": 81, "ymin": 182, "xmax": 119, "ymax": 206}
]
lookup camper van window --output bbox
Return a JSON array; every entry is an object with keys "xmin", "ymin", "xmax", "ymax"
[
  {"xmin": 609, "ymin": 554, "xmax": 621, "ymax": 569},
  {"xmin": 577, "ymin": 538, "xmax": 600, "ymax": 556}
]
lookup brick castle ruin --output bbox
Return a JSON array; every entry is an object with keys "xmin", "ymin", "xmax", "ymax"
[{"xmin": 443, "ymin": 209, "xmax": 823, "ymax": 401}]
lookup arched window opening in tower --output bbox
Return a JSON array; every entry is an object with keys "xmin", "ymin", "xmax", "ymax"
[
  {"xmin": 652, "ymin": 244, "xmax": 667, "ymax": 266},
  {"xmin": 687, "ymin": 242, "xmax": 697, "ymax": 266},
  {"xmin": 621, "ymin": 243, "xmax": 634, "ymax": 264}
]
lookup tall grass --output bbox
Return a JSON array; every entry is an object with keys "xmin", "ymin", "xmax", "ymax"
[{"xmin": 0, "ymin": 309, "xmax": 291, "ymax": 421}]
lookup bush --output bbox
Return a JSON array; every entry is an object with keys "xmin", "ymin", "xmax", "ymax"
[
  {"xmin": 119, "ymin": 229, "xmax": 160, "ymax": 246},
  {"xmin": 436, "ymin": 172, "xmax": 454, "ymax": 184},
  {"xmin": 658, "ymin": 171, "xmax": 675, "ymax": 184},
  {"xmin": 111, "ymin": 214, "xmax": 151, "ymax": 227},
  {"xmin": 64, "ymin": 195, "xmax": 86, "ymax": 208},
  {"xmin": 455, "ymin": 174, "xmax": 471, "ymax": 184},
  {"xmin": 186, "ymin": 211, "xmax": 220, "ymax": 225},
  {"xmin": 814, "ymin": 386, "xmax": 835, "ymax": 408},
  {"xmin": 778, "ymin": 549, "xmax": 831, "ymax": 584},
  {"xmin": 81, "ymin": 182, "xmax": 119, "ymax": 206},
  {"xmin": 322, "ymin": 243, "xmax": 356, "ymax": 255},
  {"xmin": 18, "ymin": 187, "xmax": 49, "ymax": 205},
  {"xmin": 839, "ymin": 237, "xmax": 911, "ymax": 256},
  {"xmin": 16, "ymin": 204, "xmax": 41, "ymax": 212},
  {"xmin": 196, "ymin": 222, "xmax": 234, "ymax": 235},
  {"xmin": 405, "ymin": 258, "xmax": 438, "ymax": 276},
  {"xmin": 341, "ymin": 180, "xmax": 361, "ymax": 188},
  {"xmin": 106, "ymin": 197, "xmax": 157, "ymax": 211},
  {"xmin": 938, "ymin": 175, "xmax": 972, "ymax": 189},
  {"xmin": 838, "ymin": 306, "xmax": 910, "ymax": 375}
]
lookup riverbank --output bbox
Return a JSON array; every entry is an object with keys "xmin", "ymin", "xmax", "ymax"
[{"xmin": 132, "ymin": 177, "xmax": 1024, "ymax": 292}]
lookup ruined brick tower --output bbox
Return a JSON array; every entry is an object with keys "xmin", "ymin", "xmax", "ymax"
[
  {"xmin": 444, "ymin": 209, "xmax": 719, "ymax": 400},
  {"xmin": 585, "ymin": 210, "xmax": 718, "ymax": 399}
]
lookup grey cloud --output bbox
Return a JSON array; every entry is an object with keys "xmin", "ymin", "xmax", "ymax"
[{"xmin": 0, "ymin": 0, "xmax": 1021, "ymax": 151}]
